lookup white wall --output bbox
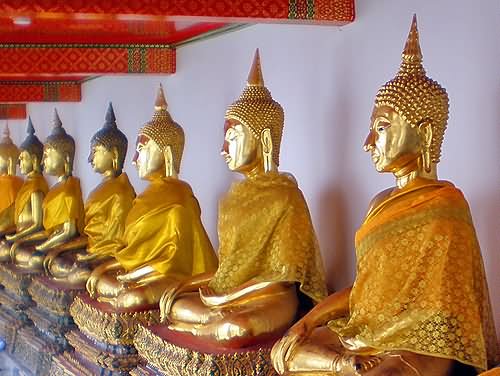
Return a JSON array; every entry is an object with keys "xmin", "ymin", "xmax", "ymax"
[{"xmin": 6, "ymin": 0, "xmax": 499, "ymax": 335}]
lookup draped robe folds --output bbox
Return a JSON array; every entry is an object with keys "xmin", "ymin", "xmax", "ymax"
[
  {"xmin": 327, "ymin": 181, "xmax": 498, "ymax": 371},
  {"xmin": 14, "ymin": 174, "xmax": 49, "ymax": 227},
  {"xmin": 0, "ymin": 175, "xmax": 23, "ymax": 230},
  {"xmin": 42, "ymin": 176, "xmax": 85, "ymax": 235},
  {"xmin": 114, "ymin": 178, "xmax": 218, "ymax": 278},
  {"xmin": 84, "ymin": 173, "xmax": 135, "ymax": 257},
  {"xmin": 208, "ymin": 172, "xmax": 327, "ymax": 304}
]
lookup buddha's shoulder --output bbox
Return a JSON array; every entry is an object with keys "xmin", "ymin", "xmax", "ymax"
[{"xmin": 366, "ymin": 187, "xmax": 394, "ymax": 214}]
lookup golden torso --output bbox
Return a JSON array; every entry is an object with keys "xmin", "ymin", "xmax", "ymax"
[
  {"xmin": 166, "ymin": 172, "xmax": 327, "ymax": 346},
  {"xmin": 0, "ymin": 175, "xmax": 24, "ymax": 233},
  {"xmin": 87, "ymin": 176, "xmax": 217, "ymax": 310}
]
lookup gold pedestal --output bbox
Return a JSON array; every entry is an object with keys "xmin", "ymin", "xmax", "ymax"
[
  {"xmin": 132, "ymin": 324, "xmax": 280, "ymax": 376},
  {"xmin": 49, "ymin": 293, "xmax": 160, "ymax": 375}
]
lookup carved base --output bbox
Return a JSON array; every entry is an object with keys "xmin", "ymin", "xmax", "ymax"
[
  {"xmin": 0, "ymin": 306, "xmax": 24, "ymax": 354},
  {"xmin": 49, "ymin": 330, "xmax": 139, "ymax": 375},
  {"xmin": 11, "ymin": 325, "xmax": 57, "ymax": 375},
  {"xmin": 133, "ymin": 324, "xmax": 279, "ymax": 376},
  {"xmin": 0, "ymin": 262, "xmax": 38, "ymax": 303},
  {"xmin": 70, "ymin": 293, "xmax": 160, "ymax": 346}
]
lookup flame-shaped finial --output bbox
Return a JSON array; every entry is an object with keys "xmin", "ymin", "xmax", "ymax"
[
  {"xmin": 2, "ymin": 122, "xmax": 10, "ymax": 140},
  {"xmin": 247, "ymin": 48, "xmax": 264, "ymax": 87},
  {"xmin": 27, "ymin": 116, "xmax": 35, "ymax": 135},
  {"xmin": 154, "ymin": 84, "xmax": 168, "ymax": 111},
  {"xmin": 400, "ymin": 14, "xmax": 424, "ymax": 71},
  {"xmin": 104, "ymin": 102, "xmax": 117, "ymax": 129},
  {"xmin": 53, "ymin": 108, "xmax": 62, "ymax": 128}
]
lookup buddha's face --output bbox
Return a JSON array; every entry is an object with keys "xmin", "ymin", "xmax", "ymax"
[
  {"xmin": 89, "ymin": 144, "xmax": 114, "ymax": 174},
  {"xmin": 132, "ymin": 135, "xmax": 164, "ymax": 180},
  {"xmin": 364, "ymin": 105, "xmax": 422, "ymax": 173},
  {"xmin": 19, "ymin": 150, "xmax": 34, "ymax": 175},
  {"xmin": 0, "ymin": 155, "xmax": 9, "ymax": 175},
  {"xmin": 43, "ymin": 146, "xmax": 65, "ymax": 176},
  {"xmin": 221, "ymin": 119, "xmax": 259, "ymax": 172}
]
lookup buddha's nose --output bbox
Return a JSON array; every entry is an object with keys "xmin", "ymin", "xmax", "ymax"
[{"xmin": 363, "ymin": 131, "xmax": 375, "ymax": 152}]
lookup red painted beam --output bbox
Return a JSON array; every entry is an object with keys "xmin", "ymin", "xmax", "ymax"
[
  {"xmin": 0, "ymin": 103, "xmax": 26, "ymax": 119},
  {"xmin": 0, "ymin": 45, "xmax": 175, "ymax": 75},
  {"xmin": 0, "ymin": 0, "xmax": 355, "ymax": 24},
  {"xmin": 0, "ymin": 81, "xmax": 81, "ymax": 102}
]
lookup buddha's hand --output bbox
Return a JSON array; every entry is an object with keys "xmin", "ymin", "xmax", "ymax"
[
  {"xmin": 5, "ymin": 233, "xmax": 16, "ymax": 242},
  {"xmin": 271, "ymin": 319, "xmax": 312, "ymax": 374},
  {"xmin": 43, "ymin": 248, "xmax": 60, "ymax": 274},
  {"xmin": 159, "ymin": 281, "xmax": 183, "ymax": 322},
  {"xmin": 86, "ymin": 263, "xmax": 108, "ymax": 298}
]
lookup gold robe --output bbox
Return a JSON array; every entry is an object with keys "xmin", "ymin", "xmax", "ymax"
[
  {"xmin": 328, "ymin": 181, "xmax": 498, "ymax": 371},
  {"xmin": 84, "ymin": 173, "xmax": 135, "ymax": 257},
  {"xmin": 114, "ymin": 178, "xmax": 218, "ymax": 277},
  {"xmin": 208, "ymin": 172, "xmax": 327, "ymax": 304},
  {"xmin": 43, "ymin": 176, "xmax": 85, "ymax": 235},
  {"xmin": 14, "ymin": 174, "xmax": 49, "ymax": 227},
  {"xmin": 0, "ymin": 175, "xmax": 23, "ymax": 230}
]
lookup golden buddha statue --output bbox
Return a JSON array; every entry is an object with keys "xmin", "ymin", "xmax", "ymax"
[
  {"xmin": 12, "ymin": 109, "xmax": 85, "ymax": 272},
  {"xmin": 43, "ymin": 103, "xmax": 136, "ymax": 287},
  {"xmin": 159, "ymin": 50, "xmax": 327, "ymax": 348},
  {"xmin": 0, "ymin": 124, "xmax": 23, "ymax": 236},
  {"xmin": 271, "ymin": 16, "xmax": 498, "ymax": 375},
  {"xmin": 0, "ymin": 118, "xmax": 48, "ymax": 261},
  {"xmin": 85, "ymin": 85, "xmax": 218, "ymax": 310}
]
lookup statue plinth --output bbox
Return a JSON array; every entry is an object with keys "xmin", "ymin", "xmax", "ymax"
[
  {"xmin": 132, "ymin": 324, "xmax": 280, "ymax": 376},
  {"xmin": 49, "ymin": 293, "xmax": 160, "ymax": 374},
  {"xmin": 0, "ymin": 261, "xmax": 38, "ymax": 358}
]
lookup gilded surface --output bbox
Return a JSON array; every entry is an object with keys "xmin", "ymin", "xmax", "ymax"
[
  {"xmin": 42, "ymin": 176, "xmax": 85, "ymax": 234},
  {"xmin": 0, "ymin": 175, "xmax": 23, "ymax": 229},
  {"xmin": 209, "ymin": 172, "xmax": 326, "ymax": 303},
  {"xmin": 134, "ymin": 325, "xmax": 278, "ymax": 376},
  {"xmin": 14, "ymin": 173, "xmax": 49, "ymax": 226},
  {"xmin": 0, "ymin": 263, "xmax": 35, "ymax": 298},
  {"xmin": 70, "ymin": 295, "xmax": 161, "ymax": 345},
  {"xmin": 28, "ymin": 277, "xmax": 79, "ymax": 316},
  {"xmin": 114, "ymin": 178, "xmax": 217, "ymax": 276},
  {"xmin": 328, "ymin": 183, "xmax": 498, "ymax": 370},
  {"xmin": 84, "ymin": 172, "xmax": 135, "ymax": 256}
]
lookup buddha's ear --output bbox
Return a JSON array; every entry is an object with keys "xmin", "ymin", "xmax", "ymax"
[
  {"xmin": 64, "ymin": 153, "xmax": 72, "ymax": 176},
  {"xmin": 8, "ymin": 156, "xmax": 15, "ymax": 175},
  {"xmin": 260, "ymin": 128, "xmax": 273, "ymax": 173},
  {"xmin": 164, "ymin": 145, "xmax": 175, "ymax": 177},
  {"xmin": 418, "ymin": 120, "xmax": 433, "ymax": 173},
  {"xmin": 111, "ymin": 146, "xmax": 119, "ymax": 171}
]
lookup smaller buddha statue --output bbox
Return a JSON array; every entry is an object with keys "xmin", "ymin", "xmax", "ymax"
[
  {"xmin": 85, "ymin": 85, "xmax": 218, "ymax": 309},
  {"xmin": 0, "ymin": 124, "xmax": 23, "ymax": 236},
  {"xmin": 0, "ymin": 118, "xmax": 48, "ymax": 261},
  {"xmin": 271, "ymin": 16, "xmax": 498, "ymax": 375},
  {"xmin": 159, "ymin": 50, "xmax": 327, "ymax": 348},
  {"xmin": 12, "ymin": 109, "xmax": 85, "ymax": 272},
  {"xmin": 43, "ymin": 103, "xmax": 136, "ymax": 287}
]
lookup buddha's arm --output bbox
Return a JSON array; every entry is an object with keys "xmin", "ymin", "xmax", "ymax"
[
  {"xmin": 199, "ymin": 280, "xmax": 291, "ymax": 308},
  {"xmin": 160, "ymin": 271, "xmax": 215, "ymax": 322},
  {"xmin": 116, "ymin": 265, "xmax": 156, "ymax": 283},
  {"xmin": 271, "ymin": 287, "xmax": 352, "ymax": 374},
  {"xmin": 35, "ymin": 220, "xmax": 77, "ymax": 252},
  {"xmin": 6, "ymin": 191, "xmax": 44, "ymax": 242}
]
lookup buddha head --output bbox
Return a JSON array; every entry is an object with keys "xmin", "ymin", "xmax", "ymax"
[
  {"xmin": 19, "ymin": 117, "xmax": 44, "ymax": 175},
  {"xmin": 223, "ymin": 49, "xmax": 284, "ymax": 175},
  {"xmin": 43, "ymin": 109, "xmax": 76, "ymax": 178},
  {"xmin": 363, "ymin": 15, "xmax": 448, "ymax": 178},
  {"xmin": 89, "ymin": 102, "xmax": 128, "ymax": 177},
  {"xmin": 0, "ymin": 124, "xmax": 19, "ymax": 176},
  {"xmin": 132, "ymin": 85, "xmax": 184, "ymax": 180}
]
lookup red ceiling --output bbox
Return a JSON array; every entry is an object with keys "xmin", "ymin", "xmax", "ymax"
[{"xmin": 0, "ymin": 0, "xmax": 355, "ymax": 108}]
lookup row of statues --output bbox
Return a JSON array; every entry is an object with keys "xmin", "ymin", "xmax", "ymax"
[{"xmin": 0, "ymin": 16, "xmax": 496, "ymax": 375}]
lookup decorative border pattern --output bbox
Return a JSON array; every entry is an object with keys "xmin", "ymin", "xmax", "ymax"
[
  {"xmin": 0, "ymin": 45, "xmax": 176, "ymax": 74},
  {"xmin": 0, "ymin": 103, "xmax": 26, "ymax": 119},
  {"xmin": 0, "ymin": 82, "xmax": 81, "ymax": 102},
  {"xmin": 0, "ymin": 0, "xmax": 354, "ymax": 23},
  {"xmin": 70, "ymin": 295, "xmax": 160, "ymax": 346},
  {"xmin": 28, "ymin": 276, "xmax": 82, "ymax": 316},
  {"xmin": 134, "ymin": 325, "xmax": 278, "ymax": 376}
]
